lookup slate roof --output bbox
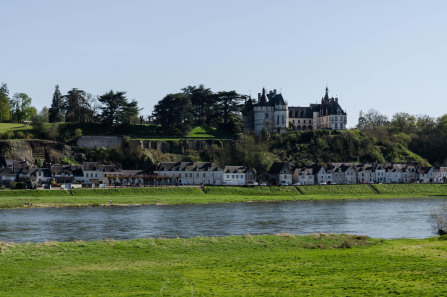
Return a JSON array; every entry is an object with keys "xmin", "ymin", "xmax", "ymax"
[
  {"xmin": 82, "ymin": 162, "xmax": 102, "ymax": 171},
  {"xmin": 157, "ymin": 162, "xmax": 222, "ymax": 172},
  {"xmin": 268, "ymin": 162, "xmax": 291, "ymax": 175},
  {"xmin": 288, "ymin": 106, "xmax": 313, "ymax": 118},
  {"xmin": 51, "ymin": 164, "xmax": 75, "ymax": 175},
  {"xmin": 255, "ymin": 88, "xmax": 286, "ymax": 107},
  {"xmin": 102, "ymin": 165, "xmax": 122, "ymax": 173},
  {"xmin": 223, "ymin": 166, "xmax": 247, "ymax": 174}
]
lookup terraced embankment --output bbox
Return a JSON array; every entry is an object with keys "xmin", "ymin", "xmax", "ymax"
[{"xmin": 0, "ymin": 184, "xmax": 446, "ymax": 208}]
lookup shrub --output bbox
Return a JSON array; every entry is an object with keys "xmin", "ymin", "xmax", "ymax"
[
  {"xmin": 74, "ymin": 128, "xmax": 82, "ymax": 138},
  {"xmin": 3, "ymin": 131, "xmax": 14, "ymax": 139},
  {"xmin": 15, "ymin": 131, "xmax": 25, "ymax": 139},
  {"xmin": 430, "ymin": 204, "xmax": 447, "ymax": 235},
  {"xmin": 13, "ymin": 182, "xmax": 27, "ymax": 189}
]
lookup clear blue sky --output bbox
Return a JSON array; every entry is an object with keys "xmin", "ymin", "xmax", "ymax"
[{"xmin": 2, "ymin": 0, "xmax": 446, "ymax": 127}]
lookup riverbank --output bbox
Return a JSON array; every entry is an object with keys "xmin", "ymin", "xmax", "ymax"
[
  {"xmin": 0, "ymin": 234, "xmax": 446, "ymax": 296},
  {"xmin": 0, "ymin": 184, "xmax": 446, "ymax": 208}
]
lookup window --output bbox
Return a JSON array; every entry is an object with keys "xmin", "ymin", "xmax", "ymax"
[
  {"xmin": 203, "ymin": 173, "xmax": 205, "ymax": 177},
  {"xmin": 232, "ymin": 175, "xmax": 234, "ymax": 178},
  {"xmin": 298, "ymin": 120, "xmax": 300, "ymax": 124},
  {"xmin": 277, "ymin": 116, "xmax": 279, "ymax": 124},
  {"xmin": 265, "ymin": 113, "xmax": 268, "ymax": 119},
  {"xmin": 282, "ymin": 115, "xmax": 285, "ymax": 124}
]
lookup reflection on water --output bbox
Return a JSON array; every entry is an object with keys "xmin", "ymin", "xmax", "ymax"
[{"xmin": 0, "ymin": 197, "xmax": 446, "ymax": 243}]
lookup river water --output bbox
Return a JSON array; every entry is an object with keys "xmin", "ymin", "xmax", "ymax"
[{"xmin": 0, "ymin": 197, "xmax": 446, "ymax": 243}]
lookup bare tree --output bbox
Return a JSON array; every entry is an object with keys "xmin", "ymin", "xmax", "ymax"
[{"xmin": 430, "ymin": 204, "xmax": 447, "ymax": 235}]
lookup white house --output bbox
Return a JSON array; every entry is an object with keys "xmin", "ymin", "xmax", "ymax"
[
  {"xmin": 375, "ymin": 165, "xmax": 387, "ymax": 183},
  {"xmin": 268, "ymin": 162, "xmax": 293, "ymax": 185},
  {"xmin": 155, "ymin": 162, "xmax": 223, "ymax": 185},
  {"xmin": 223, "ymin": 166, "xmax": 247, "ymax": 185},
  {"xmin": 82, "ymin": 162, "xmax": 105, "ymax": 185},
  {"xmin": 315, "ymin": 166, "xmax": 332, "ymax": 185},
  {"xmin": 294, "ymin": 167, "xmax": 315, "ymax": 185}
]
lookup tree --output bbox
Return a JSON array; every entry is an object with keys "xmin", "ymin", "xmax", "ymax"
[
  {"xmin": 48, "ymin": 85, "xmax": 65, "ymax": 122},
  {"xmin": 10, "ymin": 93, "xmax": 33, "ymax": 123},
  {"xmin": 120, "ymin": 100, "xmax": 141, "ymax": 124},
  {"xmin": 357, "ymin": 109, "xmax": 389, "ymax": 130},
  {"xmin": 390, "ymin": 112, "xmax": 416, "ymax": 133},
  {"xmin": 214, "ymin": 90, "xmax": 245, "ymax": 132},
  {"xmin": 182, "ymin": 85, "xmax": 214, "ymax": 126},
  {"xmin": 63, "ymin": 88, "xmax": 93, "ymax": 122},
  {"xmin": 153, "ymin": 93, "xmax": 194, "ymax": 135},
  {"xmin": 98, "ymin": 90, "xmax": 127, "ymax": 124},
  {"xmin": 98, "ymin": 90, "xmax": 141, "ymax": 124},
  {"xmin": 0, "ymin": 83, "xmax": 11, "ymax": 122}
]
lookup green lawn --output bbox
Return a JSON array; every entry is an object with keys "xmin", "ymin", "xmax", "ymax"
[
  {"xmin": 188, "ymin": 126, "xmax": 234, "ymax": 138},
  {"xmin": 1, "ymin": 185, "xmax": 447, "ymax": 208},
  {"xmin": 1, "ymin": 234, "xmax": 446, "ymax": 296},
  {"xmin": 372, "ymin": 183, "xmax": 447, "ymax": 194},
  {"xmin": 0, "ymin": 123, "xmax": 33, "ymax": 134},
  {"xmin": 299, "ymin": 184, "xmax": 376, "ymax": 195}
]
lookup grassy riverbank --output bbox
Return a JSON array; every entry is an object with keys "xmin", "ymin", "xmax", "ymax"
[
  {"xmin": 0, "ymin": 184, "xmax": 446, "ymax": 208},
  {"xmin": 0, "ymin": 234, "xmax": 446, "ymax": 296}
]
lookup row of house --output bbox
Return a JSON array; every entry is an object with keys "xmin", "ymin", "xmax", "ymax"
[
  {"xmin": 155, "ymin": 162, "xmax": 447, "ymax": 186},
  {"xmin": 2, "ymin": 159, "xmax": 447, "ymax": 188},
  {"xmin": 279, "ymin": 163, "xmax": 447, "ymax": 185},
  {"xmin": 0, "ymin": 160, "xmax": 140, "ymax": 188},
  {"xmin": 155, "ymin": 162, "xmax": 257, "ymax": 185}
]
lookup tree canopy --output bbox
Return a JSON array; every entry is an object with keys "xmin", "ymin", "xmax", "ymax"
[
  {"xmin": 63, "ymin": 88, "xmax": 94, "ymax": 123},
  {"xmin": 10, "ymin": 93, "xmax": 34, "ymax": 123},
  {"xmin": 0, "ymin": 83, "xmax": 11, "ymax": 122},
  {"xmin": 152, "ymin": 93, "xmax": 194, "ymax": 136},
  {"xmin": 49, "ymin": 85, "xmax": 64, "ymax": 123}
]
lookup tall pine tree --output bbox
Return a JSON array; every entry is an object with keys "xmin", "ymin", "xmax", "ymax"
[{"xmin": 48, "ymin": 85, "xmax": 64, "ymax": 122}]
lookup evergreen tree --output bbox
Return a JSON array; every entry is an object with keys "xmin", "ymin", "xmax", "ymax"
[
  {"xmin": 0, "ymin": 83, "xmax": 11, "ymax": 122},
  {"xmin": 153, "ymin": 93, "xmax": 194, "ymax": 135},
  {"xmin": 49, "ymin": 85, "xmax": 64, "ymax": 122},
  {"xmin": 182, "ymin": 85, "xmax": 214, "ymax": 126},
  {"xmin": 98, "ymin": 90, "xmax": 127, "ymax": 124},
  {"xmin": 120, "ymin": 99, "xmax": 141, "ymax": 124},
  {"xmin": 63, "ymin": 88, "xmax": 93, "ymax": 122}
]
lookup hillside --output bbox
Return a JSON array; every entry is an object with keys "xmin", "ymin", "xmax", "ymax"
[{"xmin": 0, "ymin": 123, "xmax": 439, "ymax": 170}]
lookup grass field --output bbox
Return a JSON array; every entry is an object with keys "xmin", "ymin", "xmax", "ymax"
[
  {"xmin": 188, "ymin": 126, "xmax": 234, "ymax": 138},
  {"xmin": 0, "ymin": 123, "xmax": 33, "ymax": 134},
  {"xmin": 0, "ymin": 234, "xmax": 446, "ymax": 296},
  {"xmin": 1, "ymin": 184, "xmax": 447, "ymax": 208},
  {"xmin": 372, "ymin": 183, "xmax": 447, "ymax": 194},
  {"xmin": 299, "ymin": 184, "xmax": 376, "ymax": 195}
]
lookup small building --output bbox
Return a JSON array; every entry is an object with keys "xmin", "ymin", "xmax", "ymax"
[
  {"xmin": 223, "ymin": 166, "xmax": 247, "ymax": 185},
  {"xmin": 314, "ymin": 166, "xmax": 332, "ymax": 185},
  {"xmin": 294, "ymin": 167, "xmax": 315, "ymax": 185},
  {"xmin": 268, "ymin": 162, "xmax": 293, "ymax": 185},
  {"xmin": 155, "ymin": 162, "xmax": 223, "ymax": 185}
]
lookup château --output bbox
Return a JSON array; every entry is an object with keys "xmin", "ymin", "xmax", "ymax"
[{"xmin": 243, "ymin": 86, "xmax": 347, "ymax": 134}]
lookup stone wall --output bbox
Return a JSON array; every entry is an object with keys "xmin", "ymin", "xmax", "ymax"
[
  {"xmin": 134, "ymin": 139, "xmax": 233, "ymax": 154},
  {"xmin": 77, "ymin": 136, "xmax": 123, "ymax": 148}
]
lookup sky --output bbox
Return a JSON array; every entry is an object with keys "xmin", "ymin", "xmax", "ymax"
[{"xmin": 1, "ymin": 0, "xmax": 447, "ymax": 127}]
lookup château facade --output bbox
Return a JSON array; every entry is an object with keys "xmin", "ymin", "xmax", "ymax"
[{"xmin": 243, "ymin": 87, "xmax": 347, "ymax": 134}]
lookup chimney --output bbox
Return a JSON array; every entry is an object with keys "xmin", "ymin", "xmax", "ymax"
[
  {"xmin": 258, "ymin": 93, "xmax": 261, "ymax": 102},
  {"xmin": 335, "ymin": 97, "xmax": 338, "ymax": 103},
  {"xmin": 273, "ymin": 89, "xmax": 277, "ymax": 94}
]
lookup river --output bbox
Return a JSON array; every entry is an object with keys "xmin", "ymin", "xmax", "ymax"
[{"xmin": 0, "ymin": 197, "xmax": 446, "ymax": 243}]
